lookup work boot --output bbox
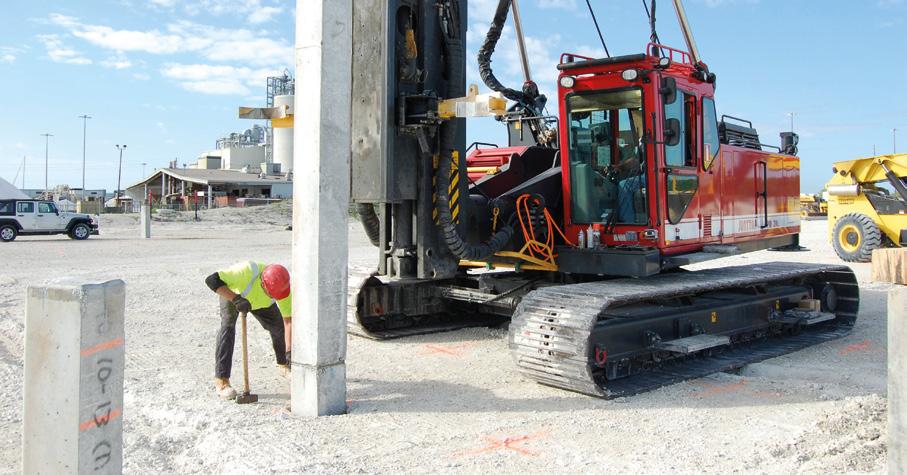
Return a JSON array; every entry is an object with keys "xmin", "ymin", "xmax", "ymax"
[
  {"xmin": 278, "ymin": 364, "xmax": 291, "ymax": 379},
  {"xmin": 214, "ymin": 377, "xmax": 237, "ymax": 400}
]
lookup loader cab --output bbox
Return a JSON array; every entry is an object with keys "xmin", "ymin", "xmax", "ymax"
[{"xmin": 556, "ymin": 46, "xmax": 718, "ymax": 253}]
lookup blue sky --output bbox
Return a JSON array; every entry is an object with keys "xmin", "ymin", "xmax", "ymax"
[{"xmin": 0, "ymin": 0, "xmax": 905, "ymax": 193}]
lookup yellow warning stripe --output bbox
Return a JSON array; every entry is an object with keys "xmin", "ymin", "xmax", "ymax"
[{"xmin": 433, "ymin": 152, "xmax": 460, "ymax": 225}]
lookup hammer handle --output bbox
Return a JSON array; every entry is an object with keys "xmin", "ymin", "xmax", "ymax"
[{"xmin": 240, "ymin": 311, "xmax": 250, "ymax": 394}]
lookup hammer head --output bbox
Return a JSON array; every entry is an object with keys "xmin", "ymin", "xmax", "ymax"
[{"xmin": 235, "ymin": 391, "xmax": 258, "ymax": 404}]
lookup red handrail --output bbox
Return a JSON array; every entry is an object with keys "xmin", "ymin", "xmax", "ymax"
[
  {"xmin": 647, "ymin": 43, "xmax": 692, "ymax": 65},
  {"xmin": 559, "ymin": 52, "xmax": 595, "ymax": 65}
]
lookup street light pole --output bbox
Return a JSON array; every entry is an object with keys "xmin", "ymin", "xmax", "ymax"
[
  {"xmin": 78, "ymin": 115, "xmax": 92, "ymax": 201},
  {"xmin": 141, "ymin": 162, "xmax": 147, "ymax": 178},
  {"xmin": 115, "ymin": 145, "xmax": 127, "ymax": 207},
  {"xmin": 41, "ymin": 133, "xmax": 53, "ymax": 194}
]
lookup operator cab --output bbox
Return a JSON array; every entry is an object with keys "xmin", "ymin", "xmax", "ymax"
[{"xmin": 555, "ymin": 44, "xmax": 799, "ymax": 261}]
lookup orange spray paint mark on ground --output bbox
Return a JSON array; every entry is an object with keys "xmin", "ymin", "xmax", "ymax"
[
  {"xmin": 456, "ymin": 431, "xmax": 547, "ymax": 457},
  {"xmin": 838, "ymin": 340, "xmax": 872, "ymax": 356},
  {"xmin": 693, "ymin": 378, "xmax": 787, "ymax": 399},
  {"xmin": 692, "ymin": 379, "xmax": 748, "ymax": 398},
  {"xmin": 418, "ymin": 343, "xmax": 475, "ymax": 357}
]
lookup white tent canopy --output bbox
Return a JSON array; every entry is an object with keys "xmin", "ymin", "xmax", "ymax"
[{"xmin": 0, "ymin": 176, "xmax": 28, "ymax": 200}]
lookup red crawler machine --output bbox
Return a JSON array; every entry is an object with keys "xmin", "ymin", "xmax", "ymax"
[{"xmin": 350, "ymin": 0, "xmax": 858, "ymax": 397}]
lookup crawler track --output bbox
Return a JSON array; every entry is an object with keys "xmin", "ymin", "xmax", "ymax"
[
  {"xmin": 509, "ymin": 262, "xmax": 858, "ymax": 398},
  {"xmin": 347, "ymin": 268, "xmax": 505, "ymax": 339}
]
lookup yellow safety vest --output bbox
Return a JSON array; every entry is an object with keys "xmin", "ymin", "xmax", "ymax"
[{"xmin": 218, "ymin": 261, "xmax": 292, "ymax": 318}]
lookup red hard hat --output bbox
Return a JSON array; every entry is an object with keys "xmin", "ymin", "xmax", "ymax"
[{"xmin": 261, "ymin": 264, "xmax": 291, "ymax": 300}]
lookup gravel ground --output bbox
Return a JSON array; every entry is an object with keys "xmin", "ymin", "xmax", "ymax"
[{"xmin": 0, "ymin": 207, "xmax": 891, "ymax": 473}]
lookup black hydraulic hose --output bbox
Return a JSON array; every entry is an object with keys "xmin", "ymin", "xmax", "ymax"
[
  {"xmin": 435, "ymin": 146, "xmax": 514, "ymax": 260},
  {"xmin": 356, "ymin": 203, "xmax": 381, "ymax": 247},
  {"xmin": 436, "ymin": 3, "xmax": 513, "ymax": 260},
  {"xmin": 477, "ymin": 0, "xmax": 527, "ymax": 103}
]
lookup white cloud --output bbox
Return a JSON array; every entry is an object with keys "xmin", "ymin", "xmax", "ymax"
[
  {"xmin": 37, "ymin": 34, "xmax": 92, "ymax": 65},
  {"xmin": 148, "ymin": 0, "xmax": 285, "ymax": 23},
  {"xmin": 0, "ymin": 46, "xmax": 21, "ymax": 63},
  {"xmin": 536, "ymin": 0, "xmax": 577, "ymax": 10},
  {"xmin": 47, "ymin": 14, "xmax": 292, "ymax": 67},
  {"xmin": 249, "ymin": 6, "xmax": 283, "ymax": 24},
  {"xmin": 101, "ymin": 56, "xmax": 133, "ymax": 69},
  {"xmin": 132, "ymin": 72, "xmax": 151, "ymax": 80},
  {"xmin": 179, "ymin": 80, "xmax": 250, "ymax": 95},
  {"xmin": 49, "ymin": 14, "xmax": 185, "ymax": 54},
  {"xmin": 160, "ymin": 63, "xmax": 283, "ymax": 96}
]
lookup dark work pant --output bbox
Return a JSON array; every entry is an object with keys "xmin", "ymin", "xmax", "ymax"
[{"xmin": 215, "ymin": 298, "xmax": 287, "ymax": 379}]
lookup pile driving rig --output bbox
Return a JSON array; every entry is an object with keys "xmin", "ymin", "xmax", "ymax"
[{"xmin": 349, "ymin": 0, "xmax": 858, "ymax": 397}]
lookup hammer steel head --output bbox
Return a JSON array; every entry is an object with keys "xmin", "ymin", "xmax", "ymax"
[{"xmin": 235, "ymin": 392, "xmax": 258, "ymax": 404}]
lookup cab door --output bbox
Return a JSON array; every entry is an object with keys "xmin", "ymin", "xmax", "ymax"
[
  {"xmin": 35, "ymin": 202, "xmax": 64, "ymax": 231},
  {"xmin": 697, "ymin": 96, "xmax": 722, "ymax": 242},
  {"xmin": 662, "ymin": 88, "xmax": 700, "ymax": 246},
  {"xmin": 16, "ymin": 201, "xmax": 36, "ymax": 230}
]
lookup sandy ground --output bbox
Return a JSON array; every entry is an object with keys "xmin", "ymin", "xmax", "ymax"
[{"xmin": 0, "ymin": 205, "xmax": 892, "ymax": 474}]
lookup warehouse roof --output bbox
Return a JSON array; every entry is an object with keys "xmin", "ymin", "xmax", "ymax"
[{"xmin": 126, "ymin": 168, "xmax": 291, "ymax": 190}]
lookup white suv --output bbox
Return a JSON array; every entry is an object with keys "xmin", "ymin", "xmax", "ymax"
[{"xmin": 0, "ymin": 200, "xmax": 99, "ymax": 242}]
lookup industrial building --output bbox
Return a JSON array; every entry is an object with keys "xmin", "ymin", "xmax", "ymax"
[
  {"xmin": 125, "ymin": 167, "xmax": 292, "ymax": 210},
  {"xmin": 127, "ymin": 73, "xmax": 295, "ymax": 211}
]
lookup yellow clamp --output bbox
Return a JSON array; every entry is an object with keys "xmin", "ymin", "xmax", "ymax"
[{"xmin": 492, "ymin": 207, "xmax": 500, "ymax": 231}]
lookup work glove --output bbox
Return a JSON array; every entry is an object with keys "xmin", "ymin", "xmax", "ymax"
[{"xmin": 232, "ymin": 295, "xmax": 252, "ymax": 313}]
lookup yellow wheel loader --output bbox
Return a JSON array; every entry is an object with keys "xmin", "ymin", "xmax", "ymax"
[
  {"xmin": 827, "ymin": 154, "xmax": 907, "ymax": 262},
  {"xmin": 800, "ymin": 193, "xmax": 828, "ymax": 218}
]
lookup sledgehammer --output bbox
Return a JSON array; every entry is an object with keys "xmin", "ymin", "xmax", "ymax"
[{"xmin": 236, "ymin": 311, "xmax": 258, "ymax": 404}]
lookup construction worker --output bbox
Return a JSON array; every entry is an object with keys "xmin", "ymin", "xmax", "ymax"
[{"xmin": 205, "ymin": 261, "xmax": 292, "ymax": 399}]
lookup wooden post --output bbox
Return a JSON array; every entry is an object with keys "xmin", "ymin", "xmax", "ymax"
[{"xmin": 872, "ymin": 248, "xmax": 907, "ymax": 285}]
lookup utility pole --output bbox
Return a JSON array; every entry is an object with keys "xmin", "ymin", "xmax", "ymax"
[
  {"xmin": 78, "ymin": 115, "xmax": 92, "ymax": 200},
  {"xmin": 41, "ymin": 133, "xmax": 53, "ymax": 193},
  {"xmin": 115, "ymin": 145, "xmax": 127, "ymax": 206}
]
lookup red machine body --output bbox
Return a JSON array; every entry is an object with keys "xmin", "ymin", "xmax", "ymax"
[
  {"xmin": 464, "ymin": 146, "xmax": 529, "ymax": 183},
  {"xmin": 554, "ymin": 47, "xmax": 800, "ymax": 258}
]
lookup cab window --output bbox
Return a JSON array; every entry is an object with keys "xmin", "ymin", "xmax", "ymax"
[
  {"xmin": 664, "ymin": 92, "xmax": 686, "ymax": 167},
  {"xmin": 566, "ymin": 88, "xmax": 648, "ymax": 225},
  {"xmin": 702, "ymin": 97, "xmax": 720, "ymax": 169},
  {"xmin": 38, "ymin": 202, "xmax": 56, "ymax": 214},
  {"xmin": 17, "ymin": 202, "xmax": 34, "ymax": 213}
]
